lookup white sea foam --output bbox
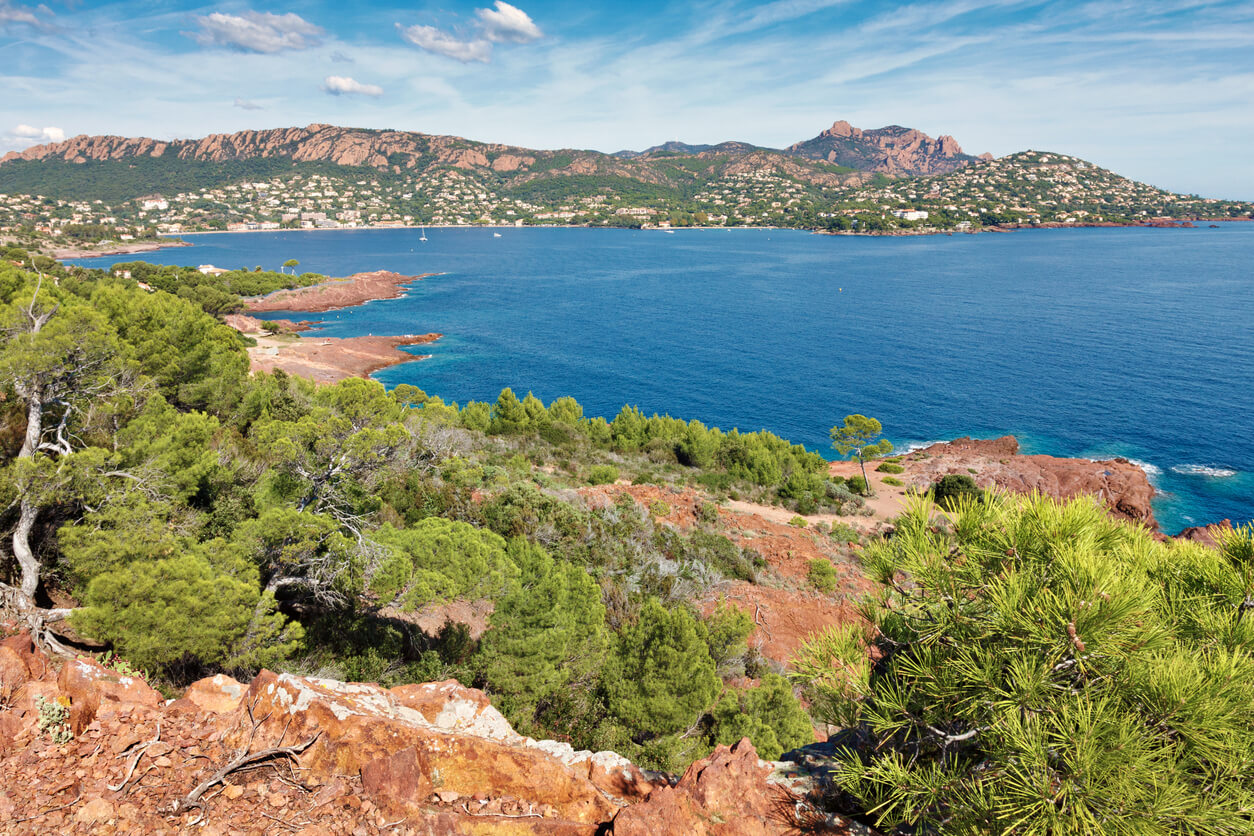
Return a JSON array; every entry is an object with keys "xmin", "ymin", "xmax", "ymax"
[
  {"xmin": 900, "ymin": 440, "xmax": 946, "ymax": 454},
  {"xmin": 1126, "ymin": 459, "xmax": 1163, "ymax": 479},
  {"xmin": 1171, "ymin": 464, "xmax": 1238, "ymax": 478}
]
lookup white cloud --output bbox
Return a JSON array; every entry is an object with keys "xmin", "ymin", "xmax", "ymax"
[
  {"xmin": 396, "ymin": 2, "xmax": 540, "ymax": 62},
  {"xmin": 396, "ymin": 24, "xmax": 492, "ymax": 63},
  {"xmin": 191, "ymin": 11, "xmax": 322, "ymax": 54},
  {"xmin": 323, "ymin": 75, "xmax": 383, "ymax": 97},
  {"xmin": 9, "ymin": 124, "xmax": 65, "ymax": 144},
  {"xmin": 477, "ymin": 1, "xmax": 542, "ymax": 44},
  {"xmin": 233, "ymin": 97, "xmax": 264, "ymax": 110},
  {"xmin": 0, "ymin": 0, "xmax": 54, "ymax": 31}
]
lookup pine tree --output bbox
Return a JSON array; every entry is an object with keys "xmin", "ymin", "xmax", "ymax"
[
  {"xmin": 480, "ymin": 541, "xmax": 607, "ymax": 712},
  {"xmin": 606, "ymin": 598, "xmax": 720, "ymax": 737},
  {"xmin": 793, "ymin": 493, "xmax": 1254, "ymax": 835}
]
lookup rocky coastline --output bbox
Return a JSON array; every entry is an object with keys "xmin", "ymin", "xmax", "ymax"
[
  {"xmin": 906, "ymin": 436, "xmax": 1158, "ymax": 530},
  {"xmin": 244, "ymin": 269, "xmax": 436, "ymax": 314},
  {"xmin": 48, "ymin": 238, "xmax": 191, "ymax": 259}
]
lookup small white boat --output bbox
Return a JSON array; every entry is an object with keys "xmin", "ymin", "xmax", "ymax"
[
  {"xmin": 420, "ymin": 224, "xmax": 428, "ymax": 242},
  {"xmin": 493, "ymin": 232, "xmax": 502, "ymax": 238}
]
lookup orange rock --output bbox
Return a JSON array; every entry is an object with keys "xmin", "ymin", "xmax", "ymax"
[
  {"xmin": 218, "ymin": 671, "xmax": 641, "ymax": 825},
  {"xmin": 611, "ymin": 739, "xmax": 828, "ymax": 836},
  {"xmin": 56, "ymin": 656, "xmax": 161, "ymax": 734},
  {"xmin": 0, "ymin": 645, "xmax": 31, "ymax": 704},
  {"xmin": 360, "ymin": 747, "xmax": 431, "ymax": 818},
  {"xmin": 74, "ymin": 796, "xmax": 115, "ymax": 824},
  {"xmin": 180, "ymin": 674, "xmax": 246, "ymax": 714}
]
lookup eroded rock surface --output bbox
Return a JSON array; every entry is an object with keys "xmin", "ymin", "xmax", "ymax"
[{"xmin": 908, "ymin": 436, "xmax": 1158, "ymax": 529}]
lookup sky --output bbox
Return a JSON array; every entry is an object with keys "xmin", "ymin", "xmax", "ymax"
[{"xmin": 2, "ymin": 0, "xmax": 1252, "ymax": 199}]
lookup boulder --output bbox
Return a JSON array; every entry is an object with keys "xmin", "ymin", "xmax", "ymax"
[
  {"xmin": 612, "ymin": 738, "xmax": 811, "ymax": 835},
  {"xmin": 179, "ymin": 674, "xmax": 246, "ymax": 714},
  {"xmin": 56, "ymin": 656, "xmax": 161, "ymax": 733},
  {"xmin": 0, "ymin": 646, "xmax": 31, "ymax": 705},
  {"xmin": 1177, "ymin": 519, "xmax": 1233, "ymax": 548}
]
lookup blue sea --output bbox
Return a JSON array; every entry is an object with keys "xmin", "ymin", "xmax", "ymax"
[{"xmin": 71, "ymin": 224, "xmax": 1254, "ymax": 535}]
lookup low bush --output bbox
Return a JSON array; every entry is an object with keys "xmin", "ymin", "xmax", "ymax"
[
  {"xmin": 588, "ymin": 464, "xmax": 620, "ymax": 485},
  {"xmin": 807, "ymin": 558, "xmax": 839, "ymax": 593},
  {"xmin": 875, "ymin": 462, "xmax": 904, "ymax": 474},
  {"xmin": 881, "ymin": 476, "xmax": 903, "ymax": 487},
  {"xmin": 931, "ymin": 473, "xmax": 981, "ymax": 509}
]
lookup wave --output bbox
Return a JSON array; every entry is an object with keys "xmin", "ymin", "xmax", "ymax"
[
  {"xmin": 899, "ymin": 440, "xmax": 946, "ymax": 455},
  {"xmin": 1126, "ymin": 459, "xmax": 1163, "ymax": 479},
  {"xmin": 1171, "ymin": 464, "xmax": 1238, "ymax": 478}
]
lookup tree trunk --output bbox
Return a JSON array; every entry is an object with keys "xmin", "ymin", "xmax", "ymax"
[
  {"xmin": 13, "ymin": 499, "xmax": 40, "ymax": 599},
  {"xmin": 858, "ymin": 452, "xmax": 871, "ymax": 496}
]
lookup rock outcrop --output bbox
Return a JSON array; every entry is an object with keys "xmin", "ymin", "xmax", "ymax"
[
  {"xmin": 788, "ymin": 120, "xmax": 986, "ymax": 176},
  {"xmin": 0, "ymin": 632, "xmax": 846, "ymax": 834},
  {"xmin": 907, "ymin": 436, "xmax": 1158, "ymax": 529}
]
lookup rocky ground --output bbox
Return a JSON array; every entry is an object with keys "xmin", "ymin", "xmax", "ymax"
[
  {"xmin": 226, "ymin": 314, "xmax": 441, "ymax": 385},
  {"xmin": 0, "ymin": 630, "xmax": 863, "ymax": 835},
  {"xmin": 244, "ymin": 271, "xmax": 436, "ymax": 314}
]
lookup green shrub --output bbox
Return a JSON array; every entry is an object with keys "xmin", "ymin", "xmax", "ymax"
[
  {"xmin": 881, "ymin": 476, "xmax": 903, "ymax": 487},
  {"xmin": 649, "ymin": 499, "xmax": 672, "ymax": 517},
  {"xmin": 789, "ymin": 515, "xmax": 808, "ymax": 528},
  {"xmin": 829, "ymin": 523, "xmax": 861, "ymax": 545},
  {"xmin": 605, "ymin": 599, "xmax": 720, "ymax": 737},
  {"xmin": 794, "ymin": 498, "xmax": 1254, "ymax": 835},
  {"xmin": 875, "ymin": 462, "xmax": 904, "ymax": 474},
  {"xmin": 695, "ymin": 501, "xmax": 719, "ymax": 525},
  {"xmin": 931, "ymin": 473, "xmax": 981, "ymax": 509},
  {"xmin": 36, "ymin": 695, "xmax": 73, "ymax": 744},
  {"xmin": 588, "ymin": 464, "xmax": 619, "ymax": 485},
  {"xmin": 845, "ymin": 475, "xmax": 869, "ymax": 496},
  {"xmin": 807, "ymin": 559, "xmax": 839, "ymax": 593},
  {"xmin": 709, "ymin": 674, "xmax": 812, "ymax": 760}
]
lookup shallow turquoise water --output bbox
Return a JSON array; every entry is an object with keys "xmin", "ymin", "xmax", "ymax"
[{"xmin": 72, "ymin": 224, "xmax": 1254, "ymax": 534}]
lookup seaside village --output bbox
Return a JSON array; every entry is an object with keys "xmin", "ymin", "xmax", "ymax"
[{"xmin": 2, "ymin": 150, "xmax": 1239, "ymax": 246}]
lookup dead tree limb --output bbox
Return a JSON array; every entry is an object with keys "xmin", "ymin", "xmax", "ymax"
[{"xmin": 174, "ymin": 733, "xmax": 319, "ymax": 815}]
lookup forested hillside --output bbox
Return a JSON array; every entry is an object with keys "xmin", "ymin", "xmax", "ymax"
[
  {"xmin": 0, "ymin": 250, "xmax": 848, "ymax": 772},
  {"xmin": 4, "ymin": 251, "xmax": 1254, "ymax": 833}
]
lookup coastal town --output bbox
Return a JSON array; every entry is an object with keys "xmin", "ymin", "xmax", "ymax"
[{"xmin": 2, "ymin": 131, "xmax": 1250, "ymax": 256}]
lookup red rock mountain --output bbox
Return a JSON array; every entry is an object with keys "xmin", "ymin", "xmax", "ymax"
[
  {"xmin": 788, "ymin": 119, "xmax": 991, "ymax": 176},
  {"xmin": 1, "ymin": 120, "xmax": 986, "ymax": 182},
  {"xmin": 0, "ymin": 124, "xmax": 537, "ymax": 174}
]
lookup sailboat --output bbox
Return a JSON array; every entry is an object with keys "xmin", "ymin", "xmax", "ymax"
[{"xmin": 419, "ymin": 224, "xmax": 428, "ymax": 242}]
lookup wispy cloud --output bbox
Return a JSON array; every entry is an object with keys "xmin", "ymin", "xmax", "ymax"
[
  {"xmin": 330, "ymin": 50, "xmax": 353, "ymax": 64},
  {"xmin": 0, "ymin": 0, "xmax": 54, "ymax": 32},
  {"xmin": 397, "ymin": 1, "xmax": 542, "ymax": 63},
  {"xmin": 396, "ymin": 24, "xmax": 492, "ymax": 63},
  {"xmin": 323, "ymin": 75, "xmax": 382, "ymax": 97},
  {"xmin": 189, "ymin": 11, "xmax": 322, "ymax": 54},
  {"xmin": 233, "ymin": 97, "xmax": 264, "ymax": 110}
]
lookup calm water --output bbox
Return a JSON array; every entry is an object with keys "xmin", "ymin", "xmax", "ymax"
[{"xmin": 72, "ymin": 225, "xmax": 1254, "ymax": 534}]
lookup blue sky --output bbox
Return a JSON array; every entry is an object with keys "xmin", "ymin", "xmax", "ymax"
[{"xmin": 2, "ymin": 0, "xmax": 1252, "ymax": 198}]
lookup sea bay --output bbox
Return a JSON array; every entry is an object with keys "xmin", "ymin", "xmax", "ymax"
[{"xmin": 72, "ymin": 224, "xmax": 1254, "ymax": 534}]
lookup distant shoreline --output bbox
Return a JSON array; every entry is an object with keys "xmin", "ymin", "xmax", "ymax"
[{"xmin": 166, "ymin": 217, "xmax": 1253, "ymax": 242}]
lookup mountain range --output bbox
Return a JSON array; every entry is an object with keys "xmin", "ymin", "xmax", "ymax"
[
  {"xmin": 2, "ymin": 120, "xmax": 984, "ymax": 185},
  {"xmin": 1, "ymin": 119, "xmax": 1248, "ymax": 239}
]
